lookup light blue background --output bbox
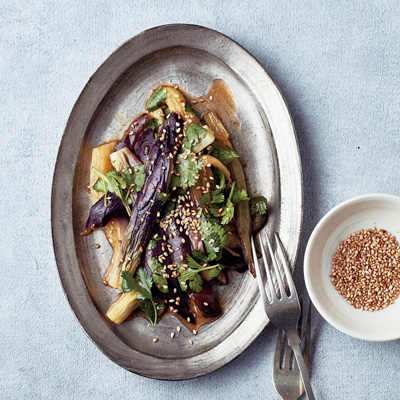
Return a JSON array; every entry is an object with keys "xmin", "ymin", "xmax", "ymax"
[{"xmin": 1, "ymin": 1, "xmax": 400, "ymax": 399}]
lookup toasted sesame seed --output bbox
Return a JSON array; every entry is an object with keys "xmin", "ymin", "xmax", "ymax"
[
  {"xmin": 171, "ymin": 332, "xmax": 175, "ymax": 338},
  {"xmin": 189, "ymin": 340, "xmax": 193, "ymax": 345},
  {"xmin": 95, "ymin": 244, "xmax": 100, "ymax": 249},
  {"xmin": 153, "ymin": 338, "xmax": 159, "ymax": 343}
]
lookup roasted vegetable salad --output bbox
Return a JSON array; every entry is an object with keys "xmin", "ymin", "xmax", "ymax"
[{"xmin": 83, "ymin": 84, "xmax": 268, "ymax": 328}]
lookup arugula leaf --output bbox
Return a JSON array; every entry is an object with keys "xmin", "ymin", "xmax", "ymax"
[
  {"xmin": 170, "ymin": 149, "xmax": 203, "ymax": 189},
  {"xmin": 210, "ymin": 142, "xmax": 240, "ymax": 165},
  {"xmin": 185, "ymin": 103, "xmax": 200, "ymax": 118},
  {"xmin": 184, "ymin": 124, "xmax": 207, "ymax": 149},
  {"xmin": 123, "ymin": 165, "xmax": 146, "ymax": 193},
  {"xmin": 147, "ymin": 87, "xmax": 167, "ymax": 111},
  {"xmin": 145, "ymin": 118, "xmax": 163, "ymax": 132},
  {"xmin": 250, "ymin": 195, "xmax": 268, "ymax": 215}
]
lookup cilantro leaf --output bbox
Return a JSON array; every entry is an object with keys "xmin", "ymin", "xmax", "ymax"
[
  {"xmin": 92, "ymin": 167, "xmax": 130, "ymax": 214},
  {"xmin": 250, "ymin": 196, "xmax": 268, "ymax": 215},
  {"xmin": 147, "ymin": 87, "xmax": 167, "ymax": 111},
  {"xmin": 146, "ymin": 258, "xmax": 169, "ymax": 293},
  {"xmin": 139, "ymin": 299, "xmax": 157, "ymax": 323},
  {"xmin": 121, "ymin": 270, "xmax": 143, "ymax": 294},
  {"xmin": 177, "ymin": 256, "xmax": 208, "ymax": 292},
  {"xmin": 220, "ymin": 198, "xmax": 234, "ymax": 225},
  {"xmin": 210, "ymin": 142, "xmax": 240, "ymax": 165},
  {"xmin": 184, "ymin": 123, "xmax": 207, "ymax": 148},
  {"xmin": 123, "ymin": 165, "xmax": 146, "ymax": 193},
  {"xmin": 232, "ymin": 189, "xmax": 250, "ymax": 205},
  {"xmin": 211, "ymin": 193, "xmax": 225, "ymax": 204},
  {"xmin": 120, "ymin": 269, "xmax": 160, "ymax": 325},
  {"xmin": 200, "ymin": 219, "xmax": 228, "ymax": 260},
  {"xmin": 135, "ymin": 267, "xmax": 153, "ymax": 297},
  {"xmin": 170, "ymin": 149, "xmax": 203, "ymax": 189},
  {"xmin": 191, "ymin": 249, "xmax": 210, "ymax": 262},
  {"xmin": 177, "ymin": 255, "xmax": 225, "ymax": 292}
]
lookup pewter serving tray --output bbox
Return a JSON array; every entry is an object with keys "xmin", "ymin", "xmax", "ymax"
[{"xmin": 51, "ymin": 24, "xmax": 302, "ymax": 380}]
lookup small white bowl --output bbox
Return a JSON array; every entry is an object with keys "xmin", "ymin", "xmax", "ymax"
[{"xmin": 304, "ymin": 194, "xmax": 400, "ymax": 341}]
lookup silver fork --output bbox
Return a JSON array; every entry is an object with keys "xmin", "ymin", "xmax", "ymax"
[
  {"xmin": 273, "ymin": 300, "xmax": 312, "ymax": 400},
  {"xmin": 251, "ymin": 232, "xmax": 315, "ymax": 400}
]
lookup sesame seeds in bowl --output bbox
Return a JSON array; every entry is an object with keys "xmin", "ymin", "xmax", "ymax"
[{"xmin": 304, "ymin": 194, "xmax": 400, "ymax": 341}]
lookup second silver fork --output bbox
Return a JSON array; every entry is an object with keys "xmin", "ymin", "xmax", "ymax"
[{"xmin": 273, "ymin": 301, "xmax": 311, "ymax": 400}]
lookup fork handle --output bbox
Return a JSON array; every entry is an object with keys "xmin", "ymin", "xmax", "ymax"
[{"xmin": 287, "ymin": 333, "xmax": 316, "ymax": 400}]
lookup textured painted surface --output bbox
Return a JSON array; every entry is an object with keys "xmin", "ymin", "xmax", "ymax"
[{"xmin": 1, "ymin": 1, "xmax": 400, "ymax": 399}]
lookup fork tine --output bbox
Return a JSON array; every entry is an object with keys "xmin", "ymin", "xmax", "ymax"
[
  {"xmin": 265, "ymin": 233, "xmax": 286, "ymax": 298},
  {"xmin": 274, "ymin": 233, "xmax": 297, "ymax": 297},
  {"xmin": 260, "ymin": 232, "xmax": 278, "ymax": 301},
  {"xmin": 251, "ymin": 237, "xmax": 274, "ymax": 308}
]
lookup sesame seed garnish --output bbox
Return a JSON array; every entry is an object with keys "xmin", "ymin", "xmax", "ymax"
[
  {"xmin": 209, "ymin": 95, "xmax": 213, "ymax": 101},
  {"xmin": 153, "ymin": 338, "xmax": 159, "ymax": 343},
  {"xmin": 331, "ymin": 227, "xmax": 400, "ymax": 311},
  {"xmin": 171, "ymin": 332, "xmax": 175, "ymax": 338},
  {"xmin": 189, "ymin": 340, "xmax": 193, "ymax": 345},
  {"xmin": 95, "ymin": 244, "xmax": 100, "ymax": 249},
  {"xmin": 192, "ymin": 329, "xmax": 197, "ymax": 335},
  {"xmin": 177, "ymin": 326, "xmax": 181, "ymax": 332}
]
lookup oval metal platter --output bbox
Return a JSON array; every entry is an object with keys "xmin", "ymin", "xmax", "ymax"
[{"xmin": 51, "ymin": 24, "xmax": 303, "ymax": 380}]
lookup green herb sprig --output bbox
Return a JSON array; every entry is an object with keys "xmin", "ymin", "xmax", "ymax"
[{"xmin": 121, "ymin": 269, "xmax": 163, "ymax": 325}]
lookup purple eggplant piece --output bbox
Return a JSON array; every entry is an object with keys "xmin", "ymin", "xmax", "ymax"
[
  {"xmin": 134, "ymin": 128, "xmax": 156, "ymax": 164},
  {"xmin": 164, "ymin": 279, "xmax": 196, "ymax": 324},
  {"xmin": 165, "ymin": 214, "xmax": 191, "ymax": 264},
  {"xmin": 143, "ymin": 228, "xmax": 171, "ymax": 276},
  {"xmin": 188, "ymin": 282, "xmax": 221, "ymax": 318},
  {"xmin": 113, "ymin": 113, "xmax": 150, "ymax": 152},
  {"xmin": 221, "ymin": 249, "xmax": 248, "ymax": 273},
  {"xmin": 84, "ymin": 192, "xmax": 127, "ymax": 231},
  {"xmin": 118, "ymin": 113, "xmax": 184, "ymax": 276},
  {"xmin": 251, "ymin": 209, "xmax": 268, "ymax": 234},
  {"xmin": 144, "ymin": 227, "xmax": 196, "ymax": 324}
]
